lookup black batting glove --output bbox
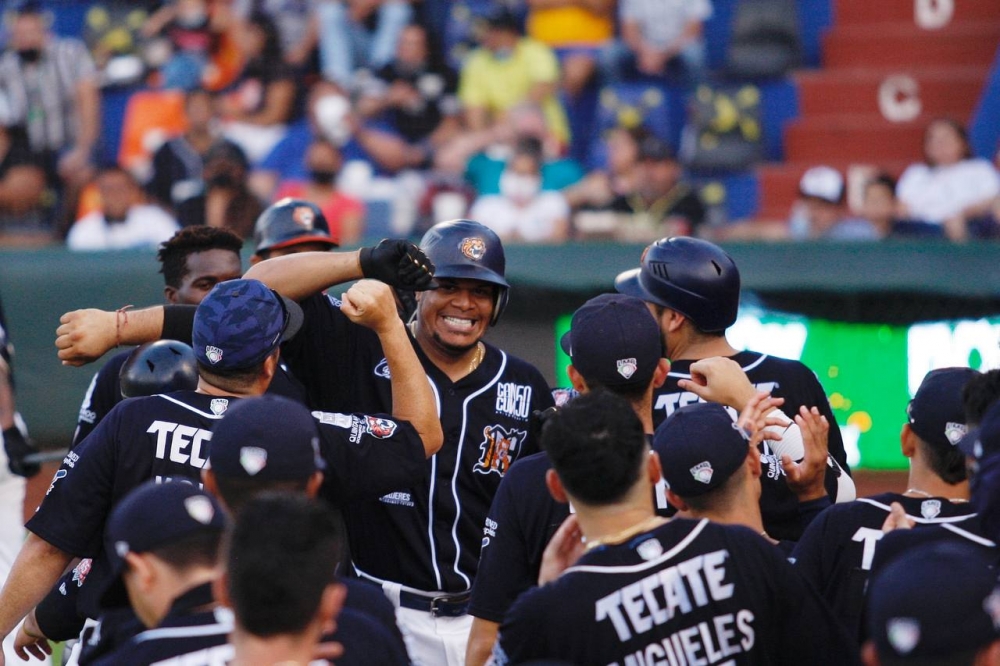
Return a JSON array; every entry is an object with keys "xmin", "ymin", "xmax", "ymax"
[
  {"xmin": 359, "ymin": 240, "xmax": 435, "ymax": 291},
  {"xmin": 4, "ymin": 426, "xmax": 40, "ymax": 478}
]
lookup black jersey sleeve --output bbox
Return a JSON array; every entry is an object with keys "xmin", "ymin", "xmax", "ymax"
[
  {"xmin": 788, "ymin": 504, "xmax": 836, "ymax": 592},
  {"xmin": 468, "ymin": 467, "xmax": 533, "ymax": 623},
  {"xmin": 26, "ymin": 407, "xmax": 122, "ymax": 557},
  {"xmin": 492, "ymin": 584, "xmax": 551, "ymax": 665},
  {"xmin": 34, "ymin": 567, "xmax": 87, "ymax": 641},
  {"xmin": 72, "ymin": 352, "xmax": 128, "ymax": 448},
  {"xmin": 314, "ymin": 411, "xmax": 427, "ymax": 505}
]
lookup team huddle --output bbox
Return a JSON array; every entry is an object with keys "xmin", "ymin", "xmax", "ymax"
[{"xmin": 0, "ymin": 199, "xmax": 995, "ymax": 665}]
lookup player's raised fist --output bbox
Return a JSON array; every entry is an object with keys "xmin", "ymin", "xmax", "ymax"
[
  {"xmin": 55, "ymin": 309, "xmax": 117, "ymax": 366},
  {"xmin": 359, "ymin": 239, "xmax": 435, "ymax": 291},
  {"xmin": 340, "ymin": 280, "xmax": 400, "ymax": 334}
]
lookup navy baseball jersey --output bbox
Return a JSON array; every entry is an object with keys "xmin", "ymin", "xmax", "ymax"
[
  {"xmin": 88, "ymin": 583, "xmax": 231, "ymax": 666},
  {"xmin": 790, "ymin": 492, "xmax": 977, "ymax": 639},
  {"xmin": 871, "ymin": 516, "xmax": 997, "ymax": 574},
  {"xmin": 72, "ymin": 351, "xmax": 308, "ymax": 447},
  {"xmin": 282, "ymin": 293, "xmax": 554, "ymax": 593},
  {"xmin": 493, "ymin": 518, "xmax": 861, "ymax": 666},
  {"xmin": 658, "ymin": 352, "xmax": 849, "ymax": 541}
]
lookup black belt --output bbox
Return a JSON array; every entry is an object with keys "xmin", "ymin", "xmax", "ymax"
[{"xmin": 398, "ymin": 590, "xmax": 471, "ymax": 617}]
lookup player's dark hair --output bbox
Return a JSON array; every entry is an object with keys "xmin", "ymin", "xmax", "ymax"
[
  {"xmin": 963, "ymin": 369, "xmax": 1000, "ymax": 426},
  {"xmin": 541, "ymin": 389, "xmax": 647, "ymax": 506},
  {"xmin": 213, "ymin": 476, "xmax": 311, "ymax": 516},
  {"xmin": 225, "ymin": 493, "xmax": 340, "ymax": 637},
  {"xmin": 148, "ymin": 530, "xmax": 222, "ymax": 571},
  {"xmin": 158, "ymin": 226, "xmax": 243, "ymax": 289},
  {"xmin": 580, "ymin": 377, "xmax": 649, "ymax": 405},
  {"xmin": 915, "ymin": 437, "xmax": 967, "ymax": 484}
]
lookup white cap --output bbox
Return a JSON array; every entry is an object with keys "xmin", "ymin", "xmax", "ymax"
[{"xmin": 799, "ymin": 166, "xmax": 844, "ymax": 204}]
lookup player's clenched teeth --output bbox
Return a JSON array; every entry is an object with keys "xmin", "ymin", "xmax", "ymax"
[{"xmin": 442, "ymin": 316, "xmax": 476, "ymax": 330}]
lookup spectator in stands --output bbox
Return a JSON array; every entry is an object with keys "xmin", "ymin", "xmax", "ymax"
[
  {"xmin": 0, "ymin": 97, "xmax": 47, "ymax": 238},
  {"xmin": 66, "ymin": 167, "xmax": 179, "ymax": 251},
  {"xmin": 565, "ymin": 125, "xmax": 648, "ymax": 210},
  {"xmin": 469, "ymin": 137, "xmax": 570, "ymax": 243},
  {"xmin": 316, "ymin": 0, "xmax": 413, "ymax": 89},
  {"xmin": 217, "ymin": 12, "xmax": 297, "ymax": 163},
  {"xmin": 593, "ymin": 135, "xmax": 704, "ymax": 241},
  {"xmin": 0, "ymin": 1, "xmax": 100, "ymax": 219},
  {"xmin": 142, "ymin": 0, "xmax": 221, "ymax": 90},
  {"xmin": 357, "ymin": 23, "xmax": 461, "ymax": 150},
  {"xmin": 274, "ymin": 137, "xmax": 364, "ymax": 244},
  {"xmin": 458, "ymin": 8, "xmax": 570, "ymax": 150},
  {"xmin": 232, "ymin": 0, "xmax": 319, "ymax": 70},
  {"xmin": 858, "ymin": 173, "xmax": 899, "ymax": 240},
  {"xmin": 147, "ymin": 88, "xmax": 243, "ymax": 214},
  {"xmin": 601, "ymin": 0, "xmax": 712, "ymax": 83},
  {"xmin": 176, "ymin": 141, "xmax": 262, "ymax": 238},
  {"xmin": 789, "ymin": 166, "xmax": 878, "ymax": 241},
  {"xmin": 896, "ymin": 118, "xmax": 1000, "ymax": 242},
  {"xmin": 524, "ymin": 0, "xmax": 614, "ymax": 99}
]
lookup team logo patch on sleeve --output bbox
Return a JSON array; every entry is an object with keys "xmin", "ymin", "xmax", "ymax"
[
  {"xmin": 365, "ymin": 416, "xmax": 398, "ymax": 439},
  {"xmin": 690, "ymin": 461, "xmax": 714, "ymax": 484},
  {"xmin": 460, "ymin": 237, "xmax": 486, "ymax": 260},
  {"xmin": 71, "ymin": 559, "xmax": 92, "ymax": 588},
  {"xmin": 374, "ymin": 358, "xmax": 391, "ymax": 379},
  {"xmin": 45, "ymin": 469, "xmax": 67, "ymax": 496},
  {"xmin": 240, "ymin": 447, "xmax": 268, "ymax": 476},
  {"xmin": 474, "ymin": 425, "xmax": 525, "ymax": 476},
  {"xmin": 205, "ymin": 346, "xmax": 224, "ymax": 365},
  {"xmin": 210, "ymin": 398, "xmax": 229, "ymax": 416}
]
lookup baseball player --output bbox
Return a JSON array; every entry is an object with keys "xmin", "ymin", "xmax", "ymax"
[
  {"xmin": 243, "ymin": 219, "xmax": 554, "ymax": 665},
  {"xmin": 71, "ymin": 226, "xmax": 246, "ymax": 447},
  {"xmin": 863, "ymin": 543, "xmax": 1000, "ymax": 665},
  {"xmin": 3, "ymin": 278, "xmax": 438, "ymax": 665},
  {"xmin": 616, "ymin": 236, "xmax": 854, "ymax": 540},
  {"xmin": 791, "ymin": 367, "xmax": 981, "ymax": 640},
  {"xmin": 491, "ymin": 390, "xmax": 861, "ymax": 665},
  {"xmin": 87, "ymin": 482, "xmax": 230, "ymax": 666},
  {"xmin": 466, "ymin": 293, "xmax": 670, "ymax": 665}
]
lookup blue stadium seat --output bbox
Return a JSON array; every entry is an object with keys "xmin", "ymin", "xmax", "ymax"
[{"xmin": 588, "ymin": 82, "xmax": 682, "ymax": 169}]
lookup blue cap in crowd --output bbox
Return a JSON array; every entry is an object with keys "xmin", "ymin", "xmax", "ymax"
[
  {"xmin": 867, "ymin": 543, "xmax": 1000, "ymax": 664},
  {"xmin": 654, "ymin": 402, "xmax": 751, "ymax": 498},
  {"xmin": 560, "ymin": 294, "xmax": 662, "ymax": 390},
  {"xmin": 208, "ymin": 395, "xmax": 326, "ymax": 481},
  {"xmin": 192, "ymin": 279, "xmax": 303, "ymax": 372},
  {"xmin": 907, "ymin": 367, "xmax": 979, "ymax": 452},
  {"xmin": 100, "ymin": 481, "xmax": 227, "ymax": 609},
  {"xmin": 959, "ymin": 400, "xmax": 1000, "ymax": 462}
]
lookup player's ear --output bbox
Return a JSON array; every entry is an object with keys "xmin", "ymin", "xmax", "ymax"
[
  {"xmin": 747, "ymin": 445, "xmax": 762, "ymax": 479},
  {"xmin": 647, "ymin": 450, "xmax": 662, "ymax": 484},
  {"xmin": 651, "ymin": 358, "xmax": 671, "ymax": 389},
  {"xmin": 666, "ymin": 489, "xmax": 688, "ymax": 512},
  {"xmin": 860, "ymin": 640, "xmax": 881, "ymax": 666},
  {"xmin": 306, "ymin": 471, "xmax": 324, "ymax": 499},
  {"xmin": 163, "ymin": 285, "xmax": 179, "ymax": 304},
  {"xmin": 899, "ymin": 423, "xmax": 917, "ymax": 459},
  {"xmin": 566, "ymin": 365, "xmax": 588, "ymax": 393},
  {"xmin": 125, "ymin": 552, "xmax": 156, "ymax": 592},
  {"xmin": 318, "ymin": 581, "xmax": 348, "ymax": 635},
  {"xmin": 249, "ymin": 254, "xmax": 262, "ymax": 266},
  {"xmin": 212, "ymin": 571, "xmax": 230, "ymax": 608},
  {"xmin": 545, "ymin": 469, "xmax": 569, "ymax": 504}
]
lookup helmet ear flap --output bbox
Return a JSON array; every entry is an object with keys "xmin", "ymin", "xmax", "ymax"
[{"xmin": 490, "ymin": 287, "xmax": 509, "ymax": 326}]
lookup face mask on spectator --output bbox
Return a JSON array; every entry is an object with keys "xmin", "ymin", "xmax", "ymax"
[
  {"xmin": 16, "ymin": 48, "xmax": 41, "ymax": 64},
  {"xmin": 500, "ymin": 172, "xmax": 540, "ymax": 204},
  {"xmin": 308, "ymin": 169, "xmax": 337, "ymax": 185}
]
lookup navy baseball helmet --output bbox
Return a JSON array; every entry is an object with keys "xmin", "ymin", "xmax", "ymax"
[
  {"xmin": 119, "ymin": 340, "xmax": 199, "ymax": 399},
  {"xmin": 253, "ymin": 198, "xmax": 338, "ymax": 256},
  {"xmin": 420, "ymin": 219, "xmax": 509, "ymax": 325},
  {"xmin": 615, "ymin": 237, "xmax": 740, "ymax": 333}
]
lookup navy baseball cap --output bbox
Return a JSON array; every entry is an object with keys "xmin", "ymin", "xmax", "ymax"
[
  {"xmin": 959, "ymin": 400, "xmax": 1000, "ymax": 461},
  {"xmin": 560, "ymin": 294, "xmax": 662, "ymax": 389},
  {"xmin": 907, "ymin": 367, "xmax": 979, "ymax": 452},
  {"xmin": 209, "ymin": 395, "xmax": 326, "ymax": 481},
  {"xmin": 192, "ymin": 279, "xmax": 303, "ymax": 372},
  {"xmin": 100, "ymin": 481, "xmax": 227, "ymax": 609},
  {"xmin": 654, "ymin": 403, "xmax": 751, "ymax": 498},
  {"xmin": 867, "ymin": 543, "xmax": 1000, "ymax": 664}
]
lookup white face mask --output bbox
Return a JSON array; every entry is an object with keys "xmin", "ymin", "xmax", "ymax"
[{"xmin": 499, "ymin": 172, "xmax": 541, "ymax": 204}]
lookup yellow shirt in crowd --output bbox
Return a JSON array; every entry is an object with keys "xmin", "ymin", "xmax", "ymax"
[{"xmin": 527, "ymin": 6, "xmax": 614, "ymax": 47}]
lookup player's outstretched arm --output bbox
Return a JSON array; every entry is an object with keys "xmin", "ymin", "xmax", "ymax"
[
  {"xmin": 56, "ymin": 307, "xmax": 165, "ymax": 366},
  {"xmin": 0, "ymin": 534, "xmax": 73, "ymax": 665},
  {"xmin": 244, "ymin": 240, "xmax": 434, "ymax": 302},
  {"xmin": 341, "ymin": 280, "xmax": 443, "ymax": 456}
]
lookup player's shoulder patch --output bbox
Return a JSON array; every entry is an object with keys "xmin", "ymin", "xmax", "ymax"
[
  {"xmin": 313, "ymin": 411, "xmax": 399, "ymax": 443},
  {"xmin": 312, "ymin": 411, "xmax": 354, "ymax": 429}
]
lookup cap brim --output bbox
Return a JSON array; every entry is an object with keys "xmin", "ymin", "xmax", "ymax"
[
  {"xmin": 256, "ymin": 235, "xmax": 339, "ymax": 255},
  {"xmin": 278, "ymin": 294, "xmax": 304, "ymax": 343},
  {"xmin": 614, "ymin": 269, "xmax": 653, "ymax": 303},
  {"xmin": 559, "ymin": 330, "xmax": 572, "ymax": 357}
]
